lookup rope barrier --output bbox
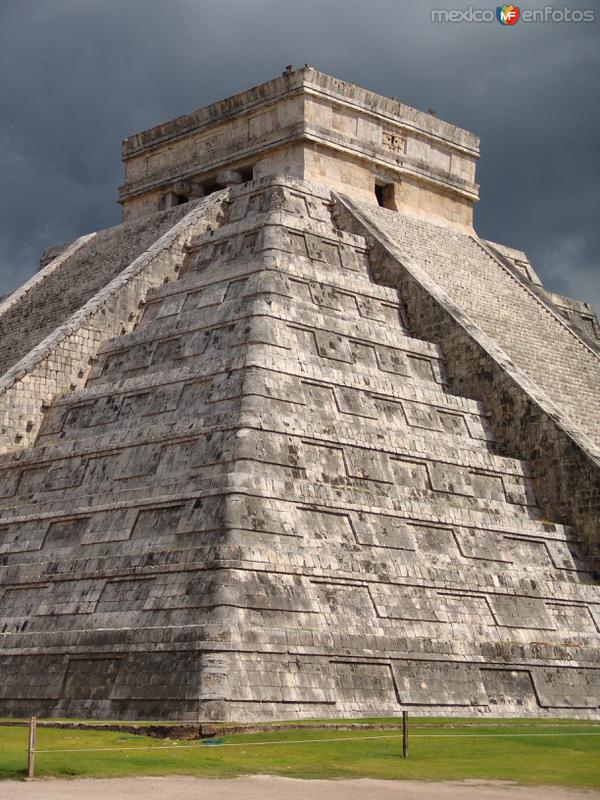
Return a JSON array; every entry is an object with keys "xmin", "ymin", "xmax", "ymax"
[{"xmin": 33, "ymin": 728, "xmax": 600, "ymax": 754}]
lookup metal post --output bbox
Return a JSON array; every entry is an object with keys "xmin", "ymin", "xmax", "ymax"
[
  {"xmin": 27, "ymin": 715, "xmax": 37, "ymax": 779},
  {"xmin": 402, "ymin": 710, "xmax": 408, "ymax": 758}
]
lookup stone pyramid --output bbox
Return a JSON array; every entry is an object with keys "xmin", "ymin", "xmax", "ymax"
[{"xmin": 1, "ymin": 68, "xmax": 599, "ymax": 721}]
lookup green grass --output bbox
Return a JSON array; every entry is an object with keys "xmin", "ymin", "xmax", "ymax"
[{"xmin": 1, "ymin": 718, "xmax": 600, "ymax": 787}]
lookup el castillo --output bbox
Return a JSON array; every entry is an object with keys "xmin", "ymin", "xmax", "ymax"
[{"xmin": 0, "ymin": 66, "xmax": 599, "ymax": 723}]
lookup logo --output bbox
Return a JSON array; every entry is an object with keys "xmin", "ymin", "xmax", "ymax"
[
  {"xmin": 431, "ymin": 4, "xmax": 595, "ymax": 24},
  {"xmin": 496, "ymin": 3, "xmax": 520, "ymax": 24}
]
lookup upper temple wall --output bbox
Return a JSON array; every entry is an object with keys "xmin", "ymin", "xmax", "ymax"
[{"xmin": 119, "ymin": 67, "xmax": 480, "ymax": 228}]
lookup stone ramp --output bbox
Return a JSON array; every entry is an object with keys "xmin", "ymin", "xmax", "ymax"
[
  {"xmin": 484, "ymin": 240, "xmax": 600, "ymax": 350},
  {"xmin": 335, "ymin": 195, "xmax": 600, "ymax": 568},
  {"xmin": 0, "ymin": 193, "xmax": 227, "ymax": 455},
  {"xmin": 345, "ymin": 202, "xmax": 600, "ymax": 453},
  {"xmin": 347, "ymin": 204, "xmax": 600, "ymax": 452},
  {"xmin": 0, "ymin": 177, "xmax": 599, "ymax": 721},
  {"xmin": 0, "ymin": 204, "xmax": 193, "ymax": 377}
]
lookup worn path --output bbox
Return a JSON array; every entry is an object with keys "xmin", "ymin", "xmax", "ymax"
[{"xmin": 4, "ymin": 775, "xmax": 600, "ymax": 799}]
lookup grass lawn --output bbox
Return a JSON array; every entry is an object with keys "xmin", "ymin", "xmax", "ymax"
[{"xmin": 1, "ymin": 718, "xmax": 599, "ymax": 787}]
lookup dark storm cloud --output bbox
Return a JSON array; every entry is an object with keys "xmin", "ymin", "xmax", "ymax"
[{"xmin": 0, "ymin": 0, "xmax": 598, "ymax": 312}]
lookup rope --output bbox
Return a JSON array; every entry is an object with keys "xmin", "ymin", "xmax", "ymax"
[{"xmin": 33, "ymin": 729, "xmax": 600, "ymax": 754}]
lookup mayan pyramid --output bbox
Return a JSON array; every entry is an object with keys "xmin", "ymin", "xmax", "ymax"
[{"xmin": 1, "ymin": 67, "xmax": 599, "ymax": 721}]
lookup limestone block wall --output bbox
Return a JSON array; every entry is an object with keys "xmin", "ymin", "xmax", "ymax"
[
  {"xmin": 335, "ymin": 196, "xmax": 600, "ymax": 569},
  {"xmin": 1, "ymin": 176, "xmax": 598, "ymax": 721},
  {"xmin": 120, "ymin": 68, "xmax": 479, "ymax": 228},
  {"xmin": 0, "ymin": 192, "xmax": 228, "ymax": 454}
]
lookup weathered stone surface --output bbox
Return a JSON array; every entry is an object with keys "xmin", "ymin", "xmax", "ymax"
[
  {"xmin": 335, "ymin": 196, "xmax": 600, "ymax": 569},
  {"xmin": 0, "ymin": 204, "xmax": 195, "ymax": 377},
  {"xmin": 119, "ymin": 67, "xmax": 479, "ymax": 228},
  {"xmin": 0, "ymin": 194, "xmax": 227, "ymax": 454},
  {"xmin": 0, "ymin": 72, "xmax": 599, "ymax": 722}
]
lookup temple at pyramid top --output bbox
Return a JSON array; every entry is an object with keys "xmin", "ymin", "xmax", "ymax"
[{"xmin": 119, "ymin": 65, "xmax": 479, "ymax": 228}]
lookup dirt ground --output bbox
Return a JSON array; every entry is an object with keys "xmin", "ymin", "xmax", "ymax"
[{"xmin": 4, "ymin": 775, "xmax": 600, "ymax": 799}]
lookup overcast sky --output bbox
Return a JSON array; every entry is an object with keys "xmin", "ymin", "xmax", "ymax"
[{"xmin": 0, "ymin": 0, "xmax": 598, "ymax": 313}]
